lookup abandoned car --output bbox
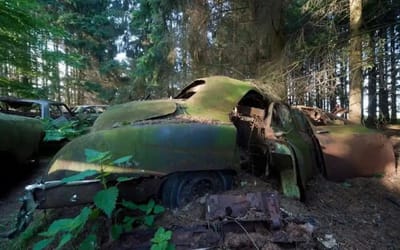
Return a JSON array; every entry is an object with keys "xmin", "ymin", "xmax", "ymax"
[
  {"xmin": 0, "ymin": 97, "xmax": 75, "ymax": 126},
  {"xmin": 0, "ymin": 112, "xmax": 44, "ymax": 166},
  {"xmin": 9, "ymin": 76, "xmax": 395, "ymax": 237},
  {"xmin": 294, "ymin": 105, "xmax": 396, "ymax": 181},
  {"xmin": 71, "ymin": 104, "xmax": 108, "ymax": 125}
]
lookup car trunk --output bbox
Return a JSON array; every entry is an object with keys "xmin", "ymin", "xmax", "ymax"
[{"xmin": 315, "ymin": 125, "xmax": 396, "ymax": 181}]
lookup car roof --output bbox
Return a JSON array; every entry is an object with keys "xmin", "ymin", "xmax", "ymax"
[
  {"xmin": 0, "ymin": 97, "xmax": 67, "ymax": 106},
  {"xmin": 174, "ymin": 76, "xmax": 278, "ymax": 122}
]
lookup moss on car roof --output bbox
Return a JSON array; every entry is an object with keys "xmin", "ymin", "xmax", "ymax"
[
  {"xmin": 179, "ymin": 76, "xmax": 260, "ymax": 123},
  {"xmin": 93, "ymin": 76, "xmax": 273, "ymax": 131}
]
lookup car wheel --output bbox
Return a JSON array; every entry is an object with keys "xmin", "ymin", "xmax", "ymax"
[{"xmin": 162, "ymin": 171, "xmax": 233, "ymax": 208}]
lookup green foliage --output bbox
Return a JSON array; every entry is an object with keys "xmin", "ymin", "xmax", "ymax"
[
  {"xmin": 94, "ymin": 187, "xmax": 119, "ymax": 218},
  {"xmin": 150, "ymin": 227, "xmax": 175, "ymax": 250},
  {"xmin": 84, "ymin": 148, "xmax": 112, "ymax": 164},
  {"xmin": 33, "ymin": 149, "xmax": 172, "ymax": 249},
  {"xmin": 78, "ymin": 233, "xmax": 97, "ymax": 250},
  {"xmin": 43, "ymin": 119, "xmax": 90, "ymax": 142},
  {"xmin": 128, "ymin": 0, "xmax": 175, "ymax": 99},
  {"xmin": 33, "ymin": 207, "xmax": 92, "ymax": 250},
  {"xmin": 110, "ymin": 199, "xmax": 166, "ymax": 240}
]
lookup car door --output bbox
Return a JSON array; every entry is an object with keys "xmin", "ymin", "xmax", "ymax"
[{"xmin": 267, "ymin": 103, "xmax": 321, "ymax": 193}]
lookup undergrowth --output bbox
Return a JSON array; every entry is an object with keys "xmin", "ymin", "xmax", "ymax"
[{"xmin": 22, "ymin": 149, "xmax": 174, "ymax": 250}]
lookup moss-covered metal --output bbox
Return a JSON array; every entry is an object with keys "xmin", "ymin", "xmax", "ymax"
[
  {"xmin": 47, "ymin": 123, "xmax": 239, "ymax": 179},
  {"xmin": 179, "ymin": 76, "xmax": 261, "ymax": 122},
  {"xmin": 45, "ymin": 77, "xmax": 310, "ymax": 201},
  {"xmin": 271, "ymin": 142, "xmax": 300, "ymax": 198},
  {"xmin": 93, "ymin": 77, "xmax": 264, "ymax": 133},
  {"xmin": 93, "ymin": 100, "xmax": 177, "ymax": 131},
  {"xmin": 0, "ymin": 113, "xmax": 44, "ymax": 163}
]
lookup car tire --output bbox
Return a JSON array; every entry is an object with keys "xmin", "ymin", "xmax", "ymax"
[{"xmin": 161, "ymin": 171, "xmax": 233, "ymax": 209}]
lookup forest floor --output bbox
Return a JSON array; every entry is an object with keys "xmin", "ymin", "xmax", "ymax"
[{"xmin": 0, "ymin": 126, "xmax": 399, "ymax": 249}]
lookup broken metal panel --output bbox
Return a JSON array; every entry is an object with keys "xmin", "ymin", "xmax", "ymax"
[
  {"xmin": 47, "ymin": 122, "xmax": 240, "ymax": 180},
  {"xmin": 265, "ymin": 103, "xmax": 316, "ymax": 198},
  {"xmin": 271, "ymin": 149, "xmax": 300, "ymax": 198},
  {"xmin": 205, "ymin": 192, "xmax": 282, "ymax": 229},
  {"xmin": 317, "ymin": 125, "xmax": 396, "ymax": 181},
  {"xmin": 293, "ymin": 106, "xmax": 396, "ymax": 181},
  {"xmin": 288, "ymin": 109, "xmax": 322, "ymax": 186},
  {"xmin": 92, "ymin": 100, "xmax": 177, "ymax": 131},
  {"xmin": 293, "ymin": 105, "xmax": 347, "ymax": 126}
]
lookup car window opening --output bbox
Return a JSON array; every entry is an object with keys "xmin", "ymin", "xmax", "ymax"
[
  {"xmin": 174, "ymin": 80, "xmax": 206, "ymax": 99},
  {"xmin": 0, "ymin": 101, "xmax": 40, "ymax": 118},
  {"xmin": 230, "ymin": 91, "xmax": 272, "ymax": 175}
]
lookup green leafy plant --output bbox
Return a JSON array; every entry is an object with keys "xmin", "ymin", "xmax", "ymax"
[
  {"xmin": 150, "ymin": 227, "xmax": 175, "ymax": 250},
  {"xmin": 42, "ymin": 119, "xmax": 90, "ymax": 142},
  {"xmin": 32, "ymin": 149, "xmax": 173, "ymax": 250},
  {"xmin": 111, "ymin": 199, "xmax": 165, "ymax": 240}
]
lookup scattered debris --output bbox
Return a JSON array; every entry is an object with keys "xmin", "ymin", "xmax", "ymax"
[
  {"xmin": 317, "ymin": 234, "xmax": 338, "ymax": 249},
  {"xmin": 205, "ymin": 192, "xmax": 282, "ymax": 229}
]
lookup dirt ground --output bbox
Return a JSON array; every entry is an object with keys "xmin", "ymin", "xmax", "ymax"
[{"xmin": 0, "ymin": 128, "xmax": 400, "ymax": 249}]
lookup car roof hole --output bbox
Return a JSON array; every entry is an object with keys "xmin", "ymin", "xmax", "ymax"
[
  {"xmin": 175, "ymin": 80, "xmax": 206, "ymax": 99},
  {"xmin": 237, "ymin": 90, "xmax": 266, "ymax": 109}
]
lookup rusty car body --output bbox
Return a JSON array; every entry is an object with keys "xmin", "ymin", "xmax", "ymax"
[
  {"xmin": 0, "ymin": 112, "xmax": 44, "ymax": 166},
  {"xmin": 7, "ymin": 76, "xmax": 396, "ymax": 238},
  {"xmin": 19, "ymin": 76, "xmax": 325, "ymax": 210},
  {"xmin": 294, "ymin": 105, "xmax": 396, "ymax": 181}
]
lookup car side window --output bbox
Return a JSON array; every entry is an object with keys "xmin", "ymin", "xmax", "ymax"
[{"xmin": 49, "ymin": 104, "xmax": 62, "ymax": 119}]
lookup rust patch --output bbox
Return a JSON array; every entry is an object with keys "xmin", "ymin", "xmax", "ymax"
[
  {"xmin": 317, "ymin": 132, "xmax": 396, "ymax": 181},
  {"xmin": 205, "ymin": 192, "xmax": 282, "ymax": 229},
  {"xmin": 293, "ymin": 105, "xmax": 347, "ymax": 126}
]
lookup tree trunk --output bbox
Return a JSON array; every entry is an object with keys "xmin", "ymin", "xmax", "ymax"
[
  {"xmin": 378, "ymin": 28, "xmax": 389, "ymax": 122},
  {"xmin": 348, "ymin": 0, "xmax": 363, "ymax": 124},
  {"xmin": 366, "ymin": 31, "xmax": 377, "ymax": 126},
  {"xmin": 390, "ymin": 25, "xmax": 397, "ymax": 123}
]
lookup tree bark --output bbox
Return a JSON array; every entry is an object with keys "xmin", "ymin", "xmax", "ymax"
[
  {"xmin": 390, "ymin": 25, "xmax": 397, "ymax": 123},
  {"xmin": 366, "ymin": 32, "xmax": 377, "ymax": 126},
  {"xmin": 348, "ymin": 0, "xmax": 363, "ymax": 124}
]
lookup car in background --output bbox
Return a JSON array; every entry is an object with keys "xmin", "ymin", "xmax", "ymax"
[
  {"xmin": 13, "ymin": 76, "xmax": 396, "ymax": 226},
  {"xmin": 0, "ymin": 112, "xmax": 44, "ymax": 166},
  {"xmin": 71, "ymin": 105, "xmax": 108, "ymax": 125},
  {"xmin": 0, "ymin": 97, "xmax": 75, "ymax": 127},
  {"xmin": 0, "ymin": 97, "xmax": 92, "ymax": 148}
]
